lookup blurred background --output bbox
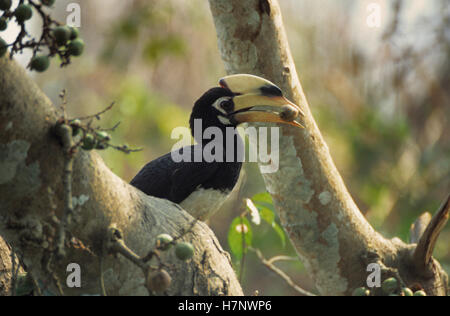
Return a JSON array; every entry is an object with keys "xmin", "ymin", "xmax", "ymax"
[{"xmin": 4, "ymin": 0, "xmax": 449, "ymax": 295}]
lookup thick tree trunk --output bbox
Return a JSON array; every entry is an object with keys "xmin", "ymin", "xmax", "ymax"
[
  {"xmin": 0, "ymin": 55, "xmax": 242, "ymax": 296},
  {"xmin": 209, "ymin": 0, "xmax": 448, "ymax": 295}
]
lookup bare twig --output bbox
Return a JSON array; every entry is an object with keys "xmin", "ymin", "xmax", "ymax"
[
  {"xmin": 105, "ymin": 226, "xmax": 158, "ymax": 295},
  {"xmin": 65, "ymin": 100, "xmax": 142, "ymax": 154},
  {"xmin": 10, "ymin": 248, "xmax": 20, "ymax": 296},
  {"xmin": 250, "ymin": 247, "xmax": 316, "ymax": 297},
  {"xmin": 106, "ymin": 226, "xmax": 148, "ymax": 271},
  {"xmin": 75, "ymin": 102, "xmax": 116, "ymax": 121},
  {"xmin": 107, "ymin": 143, "xmax": 143, "ymax": 154},
  {"xmin": 42, "ymin": 252, "xmax": 64, "ymax": 296},
  {"xmin": 267, "ymin": 255, "xmax": 298, "ymax": 265},
  {"xmin": 28, "ymin": 272, "xmax": 43, "ymax": 296},
  {"xmin": 59, "ymin": 89, "xmax": 68, "ymax": 117},
  {"xmin": 99, "ymin": 255, "xmax": 107, "ymax": 297},
  {"xmin": 238, "ymin": 214, "xmax": 247, "ymax": 283},
  {"xmin": 54, "ymin": 123, "xmax": 75, "ymax": 259},
  {"xmin": 96, "ymin": 121, "xmax": 121, "ymax": 132}
]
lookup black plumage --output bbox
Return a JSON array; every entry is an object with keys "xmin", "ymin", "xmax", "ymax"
[{"xmin": 129, "ymin": 145, "xmax": 242, "ymax": 205}]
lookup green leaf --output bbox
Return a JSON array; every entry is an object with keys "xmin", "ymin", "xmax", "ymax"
[
  {"xmin": 227, "ymin": 217, "xmax": 252, "ymax": 260},
  {"xmin": 252, "ymin": 193, "xmax": 287, "ymax": 248},
  {"xmin": 272, "ymin": 222, "xmax": 286, "ymax": 248},
  {"xmin": 252, "ymin": 192, "xmax": 273, "ymax": 205},
  {"xmin": 258, "ymin": 203, "xmax": 275, "ymax": 224}
]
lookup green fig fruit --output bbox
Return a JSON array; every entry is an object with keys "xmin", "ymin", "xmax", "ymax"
[
  {"xmin": 67, "ymin": 38, "xmax": 84, "ymax": 56},
  {"xmin": 352, "ymin": 287, "xmax": 370, "ymax": 296},
  {"xmin": 30, "ymin": 55, "xmax": 50, "ymax": 72},
  {"xmin": 0, "ymin": 37, "xmax": 7, "ymax": 57},
  {"xmin": 70, "ymin": 119, "xmax": 82, "ymax": 136},
  {"xmin": 96, "ymin": 131, "xmax": 110, "ymax": 141},
  {"xmin": 175, "ymin": 242, "xmax": 194, "ymax": 261},
  {"xmin": 15, "ymin": 4, "xmax": 33, "ymax": 23},
  {"xmin": 52, "ymin": 26, "xmax": 71, "ymax": 46},
  {"xmin": 0, "ymin": 17, "xmax": 7, "ymax": 31},
  {"xmin": 156, "ymin": 234, "xmax": 174, "ymax": 251},
  {"xmin": 81, "ymin": 134, "xmax": 96, "ymax": 150},
  {"xmin": 69, "ymin": 27, "xmax": 80, "ymax": 40},
  {"xmin": 381, "ymin": 277, "xmax": 398, "ymax": 295},
  {"xmin": 401, "ymin": 287, "xmax": 414, "ymax": 296},
  {"xmin": 0, "ymin": 0, "xmax": 12, "ymax": 11}
]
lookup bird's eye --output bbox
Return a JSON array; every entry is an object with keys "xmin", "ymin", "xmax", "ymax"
[{"xmin": 220, "ymin": 100, "xmax": 233, "ymax": 112}]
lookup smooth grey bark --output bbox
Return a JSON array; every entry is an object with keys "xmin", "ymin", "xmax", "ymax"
[
  {"xmin": 0, "ymin": 55, "xmax": 243, "ymax": 296},
  {"xmin": 209, "ymin": 0, "xmax": 448, "ymax": 295}
]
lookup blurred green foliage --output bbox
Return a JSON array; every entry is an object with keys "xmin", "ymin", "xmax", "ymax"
[
  {"xmin": 143, "ymin": 35, "xmax": 186, "ymax": 63},
  {"xmin": 99, "ymin": 78, "xmax": 189, "ymax": 177},
  {"xmin": 101, "ymin": 1, "xmax": 186, "ymax": 66}
]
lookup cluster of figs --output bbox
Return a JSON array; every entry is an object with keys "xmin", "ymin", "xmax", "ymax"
[
  {"xmin": 352, "ymin": 277, "xmax": 427, "ymax": 296},
  {"xmin": 0, "ymin": 0, "xmax": 84, "ymax": 72}
]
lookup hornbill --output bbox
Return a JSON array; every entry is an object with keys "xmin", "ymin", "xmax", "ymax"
[{"xmin": 130, "ymin": 74, "xmax": 304, "ymax": 220}]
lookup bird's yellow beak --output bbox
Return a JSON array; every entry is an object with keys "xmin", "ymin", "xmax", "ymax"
[{"xmin": 219, "ymin": 74, "xmax": 304, "ymax": 128}]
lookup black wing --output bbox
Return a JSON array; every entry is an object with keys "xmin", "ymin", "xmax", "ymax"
[{"xmin": 130, "ymin": 145, "xmax": 220, "ymax": 204}]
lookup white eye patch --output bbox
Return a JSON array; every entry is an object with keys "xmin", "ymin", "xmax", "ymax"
[{"xmin": 212, "ymin": 96, "xmax": 232, "ymax": 114}]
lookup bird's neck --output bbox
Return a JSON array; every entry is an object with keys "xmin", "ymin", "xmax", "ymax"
[{"xmin": 192, "ymin": 126, "xmax": 244, "ymax": 162}]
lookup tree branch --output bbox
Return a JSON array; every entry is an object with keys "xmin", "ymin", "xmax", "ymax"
[
  {"xmin": 208, "ymin": 0, "xmax": 448, "ymax": 295},
  {"xmin": 250, "ymin": 247, "xmax": 315, "ymax": 296}
]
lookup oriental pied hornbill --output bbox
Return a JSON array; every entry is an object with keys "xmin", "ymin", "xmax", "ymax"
[{"xmin": 130, "ymin": 74, "xmax": 304, "ymax": 220}]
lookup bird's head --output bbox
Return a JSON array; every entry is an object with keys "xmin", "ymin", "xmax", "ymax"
[{"xmin": 190, "ymin": 74, "xmax": 304, "ymax": 135}]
